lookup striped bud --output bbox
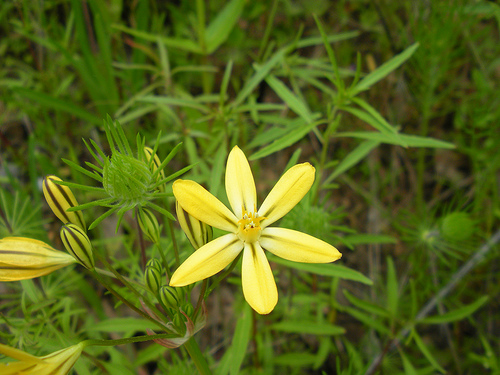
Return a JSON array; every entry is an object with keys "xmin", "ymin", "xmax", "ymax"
[
  {"xmin": 176, "ymin": 201, "xmax": 213, "ymax": 249},
  {"xmin": 43, "ymin": 175, "xmax": 86, "ymax": 231},
  {"xmin": 144, "ymin": 258, "xmax": 163, "ymax": 294},
  {"xmin": 144, "ymin": 146, "xmax": 165, "ymax": 192},
  {"xmin": 60, "ymin": 224, "xmax": 95, "ymax": 269},
  {"xmin": 159, "ymin": 285, "xmax": 181, "ymax": 308},
  {"xmin": 138, "ymin": 208, "xmax": 161, "ymax": 243}
]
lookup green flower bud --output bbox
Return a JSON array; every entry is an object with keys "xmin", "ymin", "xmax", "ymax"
[
  {"xmin": 159, "ymin": 285, "xmax": 181, "ymax": 308},
  {"xmin": 60, "ymin": 224, "xmax": 94, "ymax": 269},
  {"xmin": 176, "ymin": 201, "xmax": 213, "ymax": 249},
  {"xmin": 102, "ymin": 153, "xmax": 153, "ymax": 203},
  {"xmin": 144, "ymin": 146, "xmax": 166, "ymax": 192},
  {"xmin": 173, "ymin": 313, "xmax": 187, "ymax": 335},
  {"xmin": 144, "ymin": 258, "xmax": 163, "ymax": 294},
  {"xmin": 138, "ymin": 208, "xmax": 161, "ymax": 243},
  {"xmin": 182, "ymin": 303, "xmax": 194, "ymax": 318},
  {"xmin": 43, "ymin": 175, "xmax": 86, "ymax": 231}
]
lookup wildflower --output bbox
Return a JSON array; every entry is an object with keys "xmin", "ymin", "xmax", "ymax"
[
  {"xmin": 0, "ymin": 342, "xmax": 84, "ymax": 375},
  {"xmin": 60, "ymin": 224, "xmax": 95, "ymax": 270},
  {"xmin": 0, "ymin": 237, "xmax": 76, "ymax": 282},
  {"xmin": 43, "ymin": 175, "xmax": 86, "ymax": 231},
  {"xmin": 171, "ymin": 146, "xmax": 342, "ymax": 314},
  {"xmin": 176, "ymin": 201, "xmax": 213, "ymax": 249}
]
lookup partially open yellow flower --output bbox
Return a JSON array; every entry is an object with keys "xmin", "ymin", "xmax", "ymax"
[
  {"xmin": 0, "ymin": 342, "xmax": 83, "ymax": 375},
  {"xmin": 171, "ymin": 146, "xmax": 342, "ymax": 314},
  {"xmin": 0, "ymin": 237, "xmax": 76, "ymax": 282}
]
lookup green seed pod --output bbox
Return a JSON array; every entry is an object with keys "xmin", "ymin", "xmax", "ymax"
[
  {"xmin": 60, "ymin": 224, "xmax": 94, "ymax": 269},
  {"xmin": 43, "ymin": 175, "xmax": 86, "ymax": 231},
  {"xmin": 144, "ymin": 258, "xmax": 163, "ymax": 295},
  {"xmin": 159, "ymin": 285, "xmax": 181, "ymax": 309},
  {"xmin": 144, "ymin": 146, "xmax": 165, "ymax": 192},
  {"xmin": 441, "ymin": 212, "xmax": 474, "ymax": 242},
  {"xmin": 138, "ymin": 208, "xmax": 161, "ymax": 243},
  {"xmin": 176, "ymin": 201, "xmax": 213, "ymax": 249}
]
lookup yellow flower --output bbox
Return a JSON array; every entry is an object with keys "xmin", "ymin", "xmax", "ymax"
[
  {"xmin": 0, "ymin": 237, "xmax": 76, "ymax": 282},
  {"xmin": 171, "ymin": 146, "xmax": 342, "ymax": 314},
  {"xmin": 0, "ymin": 342, "xmax": 83, "ymax": 375}
]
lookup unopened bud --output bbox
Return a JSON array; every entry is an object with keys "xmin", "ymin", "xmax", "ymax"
[
  {"xmin": 144, "ymin": 258, "xmax": 163, "ymax": 294},
  {"xmin": 159, "ymin": 285, "xmax": 181, "ymax": 308},
  {"xmin": 173, "ymin": 313, "xmax": 187, "ymax": 335},
  {"xmin": 60, "ymin": 224, "xmax": 94, "ymax": 269},
  {"xmin": 138, "ymin": 208, "xmax": 161, "ymax": 243},
  {"xmin": 176, "ymin": 201, "xmax": 213, "ymax": 249},
  {"xmin": 182, "ymin": 303, "xmax": 194, "ymax": 318},
  {"xmin": 144, "ymin": 146, "xmax": 165, "ymax": 192},
  {"xmin": 43, "ymin": 175, "xmax": 86, "ymax": 231}
]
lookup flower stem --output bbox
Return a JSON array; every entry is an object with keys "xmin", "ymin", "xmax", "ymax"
[{"xmin": 184, "ymin": 337, "xmax": 212, "ymax": 375}]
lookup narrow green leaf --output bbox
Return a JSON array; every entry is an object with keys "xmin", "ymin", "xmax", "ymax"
[
  {"xmin": 420, "ymin": 296, "xmax": 489, "ymax": 324},
  {"xmin": 274, "ymin": 353, "xmax": 316, "ymax": 366},
  {"xmin": 249, "ymin": 119, "xmax": 320, "ymax": 160},
  {"xmin": 271, "ymin": 321, "xmax": 345, "ymax": 336},
  {"xmin": 205, "ymin": 0, "xmax": 245, "ymax": 53},
  {"xmin": 12, "ymin": 88, "xmax": 101, "ymax": 125},
  {"xmin": 343, "ymin": 290, "xmax": 390, "ymax": 318},
  {"xmin": 232, "ymin": 49, "xmax": 287, "ymax": 107},
  {"xmin": 342, "ymin": 106, "xmax": 404, "ymax": 146},
  {"xmin": 112, "ymin": 24, "xmax": 202, "ymax": 53},
  {"xmin": 268, "ymin": 254, "xmax": 373, "ymax": 285},
  {"xmin": 412, "ymin": 330, "xmax": 446, "ymax": 373},
  {"xmin": 352, "ymin": 43, "xmax": 419, "ymax": 95},
  {"xmin": 326, "ymin": 140, "xmax": 379, "ymax": 182},
  {"xmin": 336, "ymin": 132, "xmax": 455, "ymax": 148},
  {"xmin": 265, "ymin": 74, "xmax": 314, "ymax": 123},
  {"xmin": 139, "ymin": 96, "xmax": 210, "ymax": 113},
  {"xmin": 342, "ymin": 234, "xmax": 397, "ymax": 245},
  {"xmin": 386, "ymin": 256, "xmax": 399, "ymax": 316},
  {"xmin": 86, "ymin": 318, "xmax": 159, "ymax": 333},
  {"xmin": 340, "ymin": 306, "xmax": 391, "ymax": 335},
  {"xmin": 399, "ymin": 349, "xmax": 419, "ymax": 375}
]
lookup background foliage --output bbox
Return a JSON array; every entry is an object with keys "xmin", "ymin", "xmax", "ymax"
[{"xmin": 1, "ymin": 0, "xmax": 499, "ymax": 374}]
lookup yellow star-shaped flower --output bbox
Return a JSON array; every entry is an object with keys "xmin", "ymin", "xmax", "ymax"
[
  {"xmin": 171, "ymin": 146, "xmax": 342, "ymax": 314},
  {"xmin": 0, "ymin": 342, "xmax": 83, "ymax": 375}
]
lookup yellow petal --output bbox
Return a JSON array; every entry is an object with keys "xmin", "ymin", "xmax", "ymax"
[
  {"xmin": 242, "ymin": 242, "xmax": 278, "ymax": 314},
  {"xmin": 170, "ymin": 233, "xmax": 243, "ymax": 286},
  {"xmin": 258, "ymin": 163, "xmax": 315, "ymax": 227},
  {"xmin": 0, "ymin": 237, "xmax": 76, "ymax": 282},
  {"xmin": 173, "ymin": 180, "xmax": 238, "ymax": 232},
  {"xmin": 260, "ymin": 227, "xmax": 342, "ymax": 263},
  {"xmin": 225, "ymin": 146, "xmax": 257, "ymax": 218},
  {"xmin": 0, "ymin": 343, "xmax": 41, "ymax": 362}
]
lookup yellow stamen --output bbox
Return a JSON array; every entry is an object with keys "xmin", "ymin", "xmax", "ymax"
[{"xmin": 237, "ymin": 206, "xmax": 266, "ymax": 243}]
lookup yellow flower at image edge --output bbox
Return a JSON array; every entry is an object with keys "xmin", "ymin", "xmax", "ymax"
[
  {"xmin": 0, "ymin": 342, "xmax": 83, "ymax": 375},
  {"xmin": 0, "ymin": 237, "xmax": 76, "ymax": 281},
  {"xmin": 171, "ymin": 146, "xmax": 342, "ymax": 314}
]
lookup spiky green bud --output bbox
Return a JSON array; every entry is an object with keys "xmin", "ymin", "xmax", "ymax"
[
  {"xmin": 43, "ymin": 175, "xmax": 86, "ymax": 231},
  {"xmin": 159, "ymin": 285, "xmax": 181, "ymax": 308},
  {"xmin": 138, "ymin": 208, "xmax": 161, "ymax": 243},
  {"xmin": 102, "ymin": 153, "xmax": 153, "ymax": 203},
  {"xmin": 60, "ymin": 224, "xmax": 94, "ymax": 269},
  {"xmin": 144, "ymin": 258, "xmax": 163, "ymax": 294},
  {"xmin": 176, "ymin": 201, "xmax": 213, "ymax": 249},
  {"xmin": 144, "ymin": 146, "xmax": 166, "ymax": 192}
]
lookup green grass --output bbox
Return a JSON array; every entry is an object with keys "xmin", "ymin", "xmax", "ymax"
[{"xmin": 0, "ymin": 0, "xmax": 499, "ymax": 374}]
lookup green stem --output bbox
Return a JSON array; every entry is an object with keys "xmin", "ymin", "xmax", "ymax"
[
  {"xmin": 91, "ymin": 268, "xmax": 167, "ymax": 332},
  {"xmin": 82, "ymin": 333, "xmax": 177, "ymax": 349},
  {"xmin": 94, "ymin": 252, "xmax": 169, "ymax": 325},
  {"xmin": 184, "ymin": 337, "xmax": 212, "ymax": 375}
]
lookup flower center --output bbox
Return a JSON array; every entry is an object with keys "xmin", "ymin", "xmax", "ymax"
[{"xmin": 237, "ymin": 206, "xmax": 265, "ymax": 243}]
